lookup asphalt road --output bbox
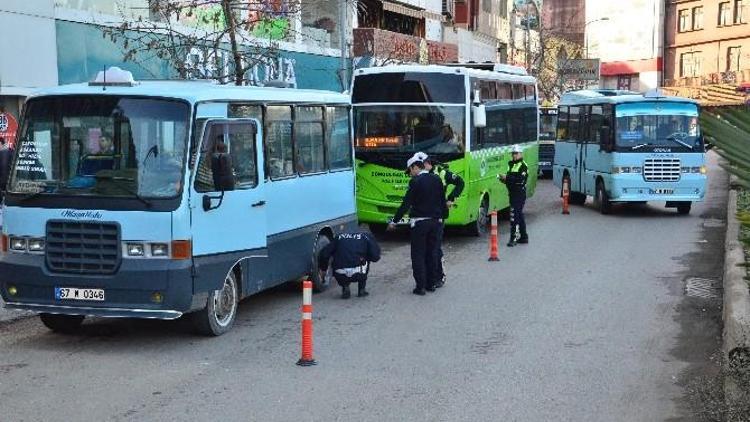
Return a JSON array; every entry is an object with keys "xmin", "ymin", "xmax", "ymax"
[{"xmin": 0, "ymin": 153, "xmax": 727, "ymax": 422}]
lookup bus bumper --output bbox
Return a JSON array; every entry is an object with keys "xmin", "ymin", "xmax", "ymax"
[
  {"xmin": 607, "ymin": 175, "xmax": 707, "ymax": 202},
  {"xmin": 357, "ymin": 197, "xmax": 468, "ymax": 226},
  {"xmin": 0, "ymin": 253, "xmax": 194, "ymax": 320}
]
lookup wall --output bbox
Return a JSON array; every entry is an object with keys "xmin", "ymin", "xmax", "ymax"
[
  {"xmin": 443, "ymin": 27, "xmax": 498, "ymax": 62},
  {"xmin": 0, "ymin": 0, "xmax": 59, "ymax": 96},
  {"xmin": 586, "ymin": 0, "xmax": 661, "ymax": 62},
  {"xmin": 665, "ymin": 0, "xmax": 750, "ymax": 81}
]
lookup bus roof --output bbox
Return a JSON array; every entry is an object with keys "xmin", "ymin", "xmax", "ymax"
[
  {"xmin": 27, "ymin": 80, "xmax": 350, "ymax": 105},
  {"xmin": 559, "ymin": 89, "xmax": 700, "ymax": 106},
  {"xmin": 354, "ymin": 64, "xmax": 537, "ymax": 85}
]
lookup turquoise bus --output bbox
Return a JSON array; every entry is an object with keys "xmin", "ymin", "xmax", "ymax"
[
  {"xmin": 0, "ymin": 68, "xmax": 356, "ymax": 335},
  {"xmin": 553, "ymin": 89, "xmax": 706, "ymax": 214}
]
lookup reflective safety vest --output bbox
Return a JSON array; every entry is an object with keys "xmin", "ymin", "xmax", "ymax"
[{"xmin": 509, "ymin": 160, "xmax": 527, "ymax": 174}]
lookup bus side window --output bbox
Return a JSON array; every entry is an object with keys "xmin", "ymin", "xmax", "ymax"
[
  {"xmin": 589, "ymin": 105, "xmax": 604, "ymax": 144},
  {"xmin": 327, "ymin": 106, "xmax": 352, "ymax": 170},
  {"xmin": 568, "ymin": 106, "xmax": 581, "ymax": 142},
  {"xmin": 266, "ymin": 106, "xmax": 294, "ymax": 179},
  {"xmin": 294, "ymin": 106, "xmax": 325, "ymax": 174},
  {"xmin": 580, "ymin": 106, "xmax": 591, "ymax": 143},
  {"xmin": 227, "ymin": 122, "xmax": 258, "ymax": 188},
  {"xmin": 558, "ymin": 106, "xmax": 569, "ymax": 140}
]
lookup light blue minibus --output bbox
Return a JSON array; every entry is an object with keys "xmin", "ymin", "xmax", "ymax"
[
  {"xmin": 0, "ymin": 68, "xmax": 356, "ymax": 335},
  {"xmin": 553, "ymin": 89, "xmax": 706, "ymax": 214}
]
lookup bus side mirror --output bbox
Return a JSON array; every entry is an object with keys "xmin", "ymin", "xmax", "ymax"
[
  {"xmin": 473, "ymin": 105, "xmax": 487, "ymax": 128},
  {"xmin": 202, "ymin": 191, "xmax": 225, "ymax": 212}
]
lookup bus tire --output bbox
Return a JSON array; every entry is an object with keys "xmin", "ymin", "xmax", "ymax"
[
  {"xmin": 594, "ymin": 180, "xmax": 612, "ymax": 215},
  {"xmin": 468, "ymin": 196, "xmax": 489, "ymax": 237},
  {"xmin": 192, "ymin": 271, "xmax": 239, "ymax": 336},
  {"xmin": 677, "ymin": 202, "xmax": 692, "ymax": 215},
  {"xmin": 311, "ymin": 234, "xmax": 333, "ymax": 293},
  {"xmin": 40, "ymin": 313, "xmax": 84, "ymax": 333}
]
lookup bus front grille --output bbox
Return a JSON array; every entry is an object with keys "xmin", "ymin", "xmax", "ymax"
[
  {"xmin": 538, "ymin": 144, "xmax": 555, "ymax": 162},
  {"xmin": 643, "ymin": 158, "xmax": 681, "ymax": 182},
  {"xmin": 46, "ymin": 221, "xmax": 121, "ymax": 275}
]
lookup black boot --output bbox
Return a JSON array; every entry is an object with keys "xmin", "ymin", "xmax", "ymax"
[
  {"xmin": 357, "ymin": 280, "xmax": 369, "ymax": 297},
  {"xmin": 341, "ymin": 285, "xmax": 351, "ymax": 299},
  {"xmin": 518, "ymin": 231, "xmax": 528, "ymax": 244}
]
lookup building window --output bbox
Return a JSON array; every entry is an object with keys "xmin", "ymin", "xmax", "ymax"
[
  {"xmin": 728, "ymin": 46, "xmax": 742, "ymax": 71},
  {"xmin": 679, "ymin": 9, "xmax": 691, "ymax": 32},
  {"xmin": 693, "ymin": 6, "xmax": 704, "ymax": 29},
  {"xmin": 719, "ymin": 2, "xmax": 732, "ymax": 26},
  {"xmin": 736, "ymin": 0, "xmax": 747, "ymax": 23},
  {"xmin": 680, "ymin": 52, "xmax": 703, "ymax": 77}
]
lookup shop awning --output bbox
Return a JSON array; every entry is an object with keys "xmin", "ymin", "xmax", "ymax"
[{"xmin": 381, "ymin": 0, "xmax": 426, "ymax": 20}]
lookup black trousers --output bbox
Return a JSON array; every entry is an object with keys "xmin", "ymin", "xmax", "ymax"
[
  {"xmin": 509, "ymin": 193, "xmax": 527, "ymax": 239},
  {"xmin": 436, "ymin": 222, "xmax": 445, "ymax": 277},
  {"xmin": 334, "ymin": 273, "xmax": 367, "ymax": 291},
  {"xmin": 410, "ymin": 219, "xmax": 441, "ymax": 290}
]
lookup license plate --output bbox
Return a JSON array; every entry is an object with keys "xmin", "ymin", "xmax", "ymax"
[
  {"xmin": 55, "ymin": 287, "xmax": 105, "ymax": 301},
  {"xmin": 651, "ymin": 188, "xmax": 674, "ymax": 195},
  {"xmin": 539, "ymin": 161, "xmax": 551, "ymax": 166}
]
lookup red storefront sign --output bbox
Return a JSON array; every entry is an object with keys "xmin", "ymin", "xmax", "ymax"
[{"xmin": 0, "ymin": 112, "xmax": 18, "ymax": 148}]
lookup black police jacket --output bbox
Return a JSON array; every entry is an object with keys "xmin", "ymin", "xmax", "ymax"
[
  {"xmin": 393, "ymin": 171, "xmax": 448, "ymax": 223},
  {"xmin": 502, "ymin": 159, "xmax": 528, "ymax": 196},
  {"xmin": 318, "ymin": 232, "xmax": 381, "ymax": 272}
]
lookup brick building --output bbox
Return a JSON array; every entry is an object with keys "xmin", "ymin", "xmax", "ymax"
[{"xmin": 665, "ymin": 0, "xmax": 750, "ymax": 84}]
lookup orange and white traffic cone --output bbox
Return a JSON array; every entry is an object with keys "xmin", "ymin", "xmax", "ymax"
[
  {"xmin": 562, "ymin": 178, "xmax": 570, "ymax": 215},
  {"xmin": 488, "ymin": 211, "xmax": 499, "ymax": 261},
  {"xmin": 296, "ymin": 279, "xmax": 317, "ymax": 366}
]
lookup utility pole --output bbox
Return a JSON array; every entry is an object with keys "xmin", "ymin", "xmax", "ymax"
[{"xmin": 339, "ymin": 0, "xmax": 349, "ymax": 92}]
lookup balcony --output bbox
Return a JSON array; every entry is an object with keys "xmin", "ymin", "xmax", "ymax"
[
  {"xmin": 353, "ymin": 27, "xmax": 458, "ymax": 64},
  {"xmin": 663, "ymin": 70, "xmax": 750, "ymax": 106}
]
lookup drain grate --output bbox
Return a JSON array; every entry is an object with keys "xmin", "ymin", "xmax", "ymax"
[
  {"xmin": 685, "ymin": 277, "xmax": 719, "ymax": 299},
  {"xmin": 702, "ymin": 218, "xmax": 726, "ymax": 228}
]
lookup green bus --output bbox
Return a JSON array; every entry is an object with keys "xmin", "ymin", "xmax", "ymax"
[{"xmin": 351, "ymin": 64, "xmax": 539, "ymax": 235}]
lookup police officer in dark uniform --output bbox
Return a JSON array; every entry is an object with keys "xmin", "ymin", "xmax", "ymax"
[
  {"xmin": 389, "ymin": 155, "xmax": 447, "ymax": 296},
  {"xmin": 318, "ymin": 232, "xmax": 381, "ymax": 299},
  {"xmin": 414, "ymin": 152, "xmax": 464, "ymax": 288},
  {"xmin": 498, "ymin": 145, "xmax": 529, "ymax": 247}
]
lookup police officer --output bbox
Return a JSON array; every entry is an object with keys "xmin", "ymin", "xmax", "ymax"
[
  {"xmin": 414, "ymin": 152, "xmax": 464, "ymax": 288},
  {"xmin": 318, "ymin": 232, "xmax": 381, "ymax": 299},
  {"xmin": 388, "ymin": 154, "xmax": 447, "ymax": 296},
  {"xmin": 498, "ymin": 145, "xmax": 529, "ymax": 247}
]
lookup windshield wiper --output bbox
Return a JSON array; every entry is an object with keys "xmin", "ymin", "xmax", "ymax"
[
  {"xmin": 630, "ymin": 143, "xmax": 652, "ymax": 151},
  {"xmin": 664, "ymin": 135, "xmax": 694, "ymax": 150}
]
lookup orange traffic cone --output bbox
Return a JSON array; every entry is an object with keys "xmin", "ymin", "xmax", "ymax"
[
  {"xmin": 488, "ymin": 212, "xmax": 499, "ymax": 261},
  {"xmin": 296, "ymin": 279, "xmax": 317, "ymax": 366},
  {"xmin": 562, "ymin": 178, "xmax": 570, "ymax": 215}
]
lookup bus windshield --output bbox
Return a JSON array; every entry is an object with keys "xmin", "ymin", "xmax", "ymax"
[
  {"xmin": 9, "ymin": 96, "xmax": 190, "ymax": 199},
  {"xmin": 354, "ymin": 105, "xmax": 465, "ymax": 154},
  {"xmin": 616, "ymin": 114, "xmax": 701, "ymax": 151}
]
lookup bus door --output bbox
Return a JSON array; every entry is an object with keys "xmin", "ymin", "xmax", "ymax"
[
  {"xmin": 577, "ymin": 106, "xmax": 591, "ymax": 194},
  {"xmin": 190, "ymin": 119, "xmax": 267, "ymax": 289}
]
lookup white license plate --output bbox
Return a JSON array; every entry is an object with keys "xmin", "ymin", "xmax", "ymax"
[
  {"xmin": 55, "ymin": 287, "xmax": 105, "ymax": 301},
  {"xmin": 539, "ymin": 161, "xmax": 551, "ymax": 166},
  {"xmin": 651, "ymin": 188, "xmax": 674, "ymax": 195}
]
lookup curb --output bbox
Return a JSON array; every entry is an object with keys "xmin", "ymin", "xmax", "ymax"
[
  {"xmin": 0, "ymin": 299, "xmax": 35, "ymax": 324},
  {"xmin": 723, "ymin": 187, "xmax": 750, "ymax": 362}
]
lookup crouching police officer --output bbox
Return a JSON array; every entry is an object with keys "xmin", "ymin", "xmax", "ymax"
[
  {"xmin": 498, "ymin": 145, "xmax": 529, "ymax": 247},
  {"xmin": 389, "ymin": 155, "xmax": 447, "ymax": 295},
  {"xmin": 318, "ymin": 232, "xmax": 381, "ymax": 299},
  {"xmin": 414, "ymin": 152, "xmax": 464, "ymax": 287}
]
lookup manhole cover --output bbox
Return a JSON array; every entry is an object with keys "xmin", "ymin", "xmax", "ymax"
[
  {"xmin": 703, "ymin": 218, "xmax": 726, "ymax": 228},
  {"xmin": 685, "ymin": 277, "xmax": 719, "ymax": 299}
]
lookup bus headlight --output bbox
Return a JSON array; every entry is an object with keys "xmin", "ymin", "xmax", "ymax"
[
  {"xmin": 27, "ymin": 238, "xmax": 46, "ymax": 252},
  {"xmin": 150, "ymin": 243, "xmax": 169, "ymax": 257},
  {"xmin": 612, "ymin": 166, "xmax": 634, "ymax": 174},
  {"xmin": 9, "ymin": 237, "xmax": 27, "ymax": 251},
  {"xmin": 631, "ymin": 167, "xmax": 642, "ymax": 173},
  {"xmin": 681, "ymin": 167, "xmax": 691, "ymax": 173},
  {"xmin": 126, "ymin": 243, "xmax": 145, "ymax": 256},
  {"xmin": 699, "ymin": 166, "xmax": 707, "ymax": 174}
]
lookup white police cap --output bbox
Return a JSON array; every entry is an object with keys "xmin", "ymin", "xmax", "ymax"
[{"xmin": 511, "ymin": 145, "xmax": 523, "ymax": 154}]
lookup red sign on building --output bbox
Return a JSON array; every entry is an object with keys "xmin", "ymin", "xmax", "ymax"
[{"xmin": 0, "ymin": 112, "xmax": 18, "ymax": 148}]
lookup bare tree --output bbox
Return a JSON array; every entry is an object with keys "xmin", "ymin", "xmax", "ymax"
[{"xmin": 102, "ymin": 0, "xmax": 352, "ymax": 86}]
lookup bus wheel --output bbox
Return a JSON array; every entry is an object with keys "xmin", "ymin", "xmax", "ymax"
[
  {"xmin": 192, "ymin": 271, "xmax": 238, "ymax": 336},
  {"xmin": 594, "ymin": 180, "xmax": 612, "ymax": 215},
  {"xmin": 40, "ymin": 313, "xmax": 84, "ymax": 333},
  {"xmin": 677, "ymin": 202, "xmax": 692, "ymax": 215},
  {"xmin": 469, "ymin": 197, "xmax": 489, "ymax": 237},
  {"xmin": 311, "ymin": 234, "xmax": 332, "ymax": 293}
]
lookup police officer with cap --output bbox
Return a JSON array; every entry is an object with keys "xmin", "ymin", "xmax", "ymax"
[
  {"xmin": 413, "ymin": 152, "xmax": 464, "ymax": 287},
  {"xmin": 318, "ymin": 231, "xmax": 381, "ymax": 299},
  {"xmin": 498, "ymin": 145, "xmax": 529, "ymax": 247},
  {"xmin": 389, "ymin": 154, "xmax": 447, "ymax": 295}
]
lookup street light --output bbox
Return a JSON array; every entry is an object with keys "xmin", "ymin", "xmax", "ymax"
[{"xmin": 584, "ymin": 17, "xmax": 610, "ymax": 59}]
